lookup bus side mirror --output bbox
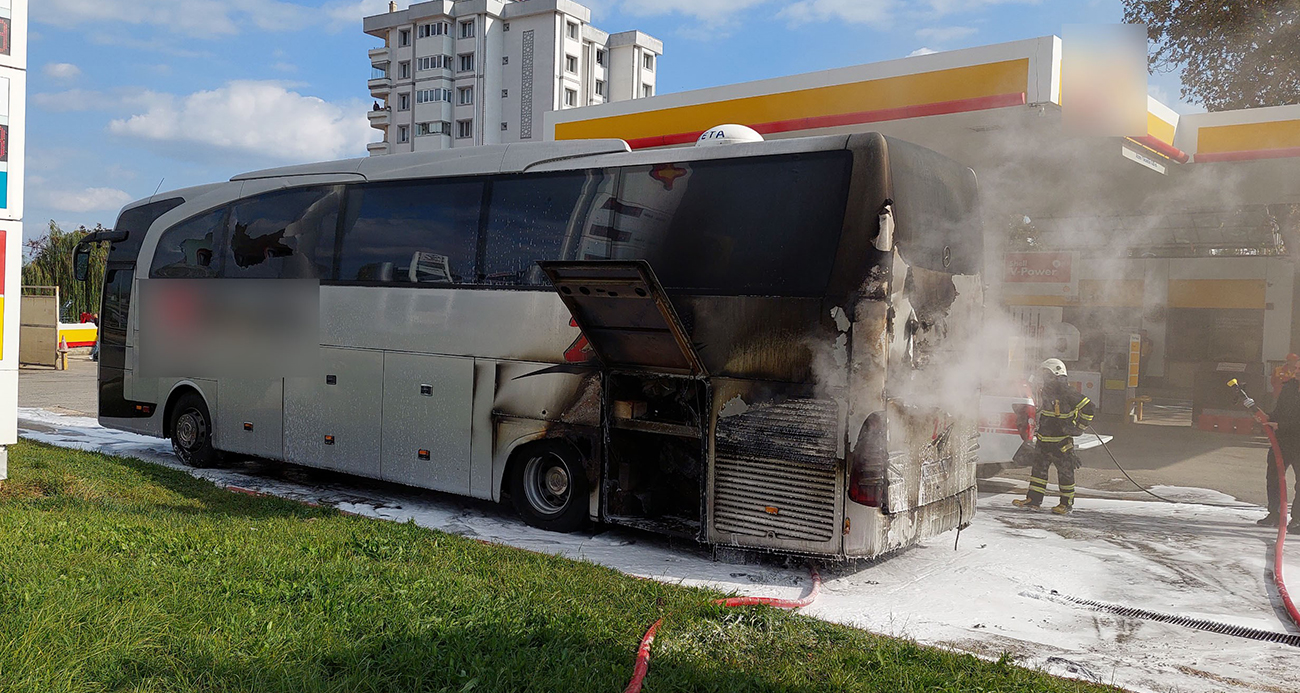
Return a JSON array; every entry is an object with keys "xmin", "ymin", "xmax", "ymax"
[{"xmin": 74, "ymin": 244, "xmax": 91, "ymax": 282}]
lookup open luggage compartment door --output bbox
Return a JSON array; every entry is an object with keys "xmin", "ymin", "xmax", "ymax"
[{"xmin": 539, "ymin": 260, "xmax": 706, "ymax": 377}]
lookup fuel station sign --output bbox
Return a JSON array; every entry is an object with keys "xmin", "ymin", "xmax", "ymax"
[{"xmin": 0, "ymin": 0, "xmax": 25, "ymax": 479}]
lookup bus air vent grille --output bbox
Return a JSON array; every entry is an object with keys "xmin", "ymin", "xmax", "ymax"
[{"xmin": 714, "ymin": 399, "xmax": 839, "ymax": 543}]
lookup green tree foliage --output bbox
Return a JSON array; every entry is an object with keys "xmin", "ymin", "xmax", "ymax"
[
  {"xmin": 22, "ymin": 221, "xmax": 108, "ymax": 322},
  {"xmin": 1124, "ymin": 1, "xmax": 1300, "ymax": 111}
]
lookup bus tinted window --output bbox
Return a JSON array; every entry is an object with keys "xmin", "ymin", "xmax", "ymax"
[
  {"xmin": 483, "ymin": 172, "xmax": 605, "ymax": 286},
  {"xmin": 579, "ymin": 152, "xmax": 851, "ymax": 295},
  {"xmin": 339, "ymin": 180, "xmax": 483, "ymax": 284},
  {"xmin": 150, "ymin": 207, "xmax": 226, "ymax": 278},
  {"xmin": 110, "ymin": 198, "xmax": 185, "ymax": 264},
  {"xmin": 224, "ymin": 187, "xmax": 343, "ymax": 279}
]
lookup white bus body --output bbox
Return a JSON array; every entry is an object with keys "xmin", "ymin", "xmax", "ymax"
[{"xmin": 80, "ymin": 134, "xmax": 984, "ymax": 559}]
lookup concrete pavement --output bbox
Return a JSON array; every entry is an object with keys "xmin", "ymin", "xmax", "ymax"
[{"xmin": 18, "ymin": 353, "xmax": 97, "ymax": 417}]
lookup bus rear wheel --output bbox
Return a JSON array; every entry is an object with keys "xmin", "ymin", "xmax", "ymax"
[
  {"xmin": 171, "ymin": 393, "xmax": 218, "ymax": 468},
  {"xmin": 509, "ymin": 443, "xmax": 588, "ymax": 533}
]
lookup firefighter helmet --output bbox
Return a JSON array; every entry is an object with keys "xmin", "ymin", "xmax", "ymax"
[{"xmin": 1039, "ymin": 358, "xmax": 1068, "ymax": 379}]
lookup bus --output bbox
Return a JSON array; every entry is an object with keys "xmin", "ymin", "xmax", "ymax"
[{"xmin": 74, "ymin": 132, "xmax": 984, "ymax": 559}]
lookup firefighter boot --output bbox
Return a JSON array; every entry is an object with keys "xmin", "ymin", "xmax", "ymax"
[
  {"xmin": 1051, "ymin": 503, "xmax": 1072, "ymax": 516},
  {"xmin": 1257, "ymin": 513, "xmax": 1281, "ymax": 527},
  {"xmin": 1012, "ymin": 498, "xmax": 1041, "ymax": 510}
]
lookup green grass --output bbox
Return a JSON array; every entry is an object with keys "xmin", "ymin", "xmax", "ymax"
[{"xmin": 0, "ymin": 441, "xmax": 1116, "ymax": 693}]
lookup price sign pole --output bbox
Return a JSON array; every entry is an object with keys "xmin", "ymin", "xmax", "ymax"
[{"xmin": 0, "ymin": 1, "xmax": 25, "ymax": 480}]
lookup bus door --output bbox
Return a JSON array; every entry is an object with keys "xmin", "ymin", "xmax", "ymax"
[{"xmin": 540, "ymin": 261, "xmax": 710, "ymax": 540}]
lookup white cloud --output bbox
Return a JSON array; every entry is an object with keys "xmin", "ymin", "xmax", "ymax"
[
  {"xmin": 324, "ymin": 0, "xmax": 408, "ymax": 32},
  {"xmin": 33, "ymin": 89, "xmax": 104, "ymax": 112},
  {"xmin": 32, "ymin": 88, "xmax": 162, "ymax": 114},
  {"xmin": 31, "ymin": 185, "xmax": 134, "ymax": 213},
  {"xmin": 781, "ymin": 0, "xmax": 1035, "ymax": 25},
  {"xmin": 108, "ymin": 80, "xmax": 375, "ymax": 163},
  {"xmin": 42, "ymin": 63, "xmax": 82, "ymax": 82},
  {"xmin": 620, "ymin": 0, "xmax": 774, "ymax": 26},
  {"xmin": 908, "ymin": 47, "xmax": 939, "ymax": 57},
  {"xmin": 916, "ymin": 25, "xmax": 978, "ymax": 43},
  {"xmin": 926, "ymin": 0, "xmax": 1039, "ymax": 16},
  {"xmin": 37, "ymin": 0, "xmax": 313, "ymax": 37},
  {"xmin": 780, "ymin": 0, "xmax": 897, "ymax": 25}
]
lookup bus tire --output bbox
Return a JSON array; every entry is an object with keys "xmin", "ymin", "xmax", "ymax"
[
  {"xmin": 171, "ymin": 393, "xmax": 218, "ymax": 468},
  {"xmin": 508, "ymin": 442, "xmax": 588, "ymax": 533}
]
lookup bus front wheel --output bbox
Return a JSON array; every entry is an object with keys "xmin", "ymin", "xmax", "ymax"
[
  {"xmin": 508, "ymin": 442, "xmax": 588, "ymax": 533},
  {"xmin": 171, "ymin": 393, "xmax": 218, "ymax": 468}
]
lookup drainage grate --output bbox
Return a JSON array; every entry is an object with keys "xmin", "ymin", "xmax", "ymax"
[{"xmin": 1033, "ymin": 590, "xmax": 1300, "ymax": 647}]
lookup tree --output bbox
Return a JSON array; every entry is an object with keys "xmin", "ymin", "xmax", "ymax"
[
  {"xmin": 22, "ymin": 221, "xmax": 108, "ymax": 322},
  {"xmin": 1123, "ymin": 1, "xmax": 1300, "ymax": 111}
]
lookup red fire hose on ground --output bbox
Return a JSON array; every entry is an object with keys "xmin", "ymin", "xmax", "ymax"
[
  {"xmin": 1229, "ymin": 379, "xmax": 1300, "ymax": 629},
  {"xmin": 622, "ymin": 566, "xmax": 822, "ymax": 693}
]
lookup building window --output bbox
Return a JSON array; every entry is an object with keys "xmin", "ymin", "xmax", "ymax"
[
  {"xmin": 418, "ymin": 55, "xmax": 450, "ymax": 71},
  {"xmin": 371, "ymin": 65, "xmax": 388, "ymax": 80},
  {"xmin": 594, "ymin": 80, "xmax": 605, "ymax": 97},
  {"xmin": 642, "ymin": 84, "xmax": 653, "ymax": 98},
  {"xmin": 567, "ymin": 22, "xmax": 578, "ymax": 39},
  {"xmin": 399, "ymin": 93, "xmax": 410, "ymax": 110},
  {"xmin": 398, "ymin": 125, "xmax": 410, "ymax": 143},
  {"xmin": 417, "ymin": 88, "xmax": 452, "ymax": 103},
  {"xmin": 565, "ymin": 54, "xmax": 577, "ymax": 73},
  {"xmin": 643, "ymin": 54, "xmax": 654, "ymax": 71},
  {"xmin": 595, "ymin": 49, "xmax": 605, "ymax": 65},
  {"xmin": 417, "ymin": 121, "xmax": 451, "ymax": 137},
  {"xmin": 399, "ymin": 61, "xmax": 410, "ymax": 79},
  {"xmin": 418, "ymin": 22, "xmax": 449, "ymax": 38},
  {"xmin": 503, "ymin": 22, "xmax": 510, "ymax": 32},
  {"xmin": 398, "ymin": 29, "xmax": 410, "ymax": 46},
  {"xmin": 458, "ymin": 87, "xmax": 474, "ymax": 105},
  {"xmin": 457, "ymin": 119, "xmax": 473, "ymax": 139},
  {"xmin": 501, "ymin": 122, "xmax": 508, "ymax": 131},
  {"xmin": 459, "ymin": 20, "xmax": 474, "ymax": 39},
  {"xmin": 564, "ymin": 88, "xmax": 577, "ymax": 107},
  {"xmin": 459, "ymin": 53, "xmax": 474, "ymax": 72},
  {"xmin": 502, "ymin": 56, "xmax": 508, "ymax": 65},
  {"xmin": 501, "ymin": 89, "xmax": 509, "ymax": 98}
]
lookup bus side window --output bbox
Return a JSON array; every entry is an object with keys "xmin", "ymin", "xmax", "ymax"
[
  {"xmin": 224, "ymin": 186, "xmax": 342, "ymax": 279},
  {"xmin": 150, "ymin": 208, "xmax": 227, "ymax": 279},
  {"xmin": 337, "ymin": 180, "xmax": 482, "ymax": 285},
  {"xmin": 482, "ymin": 172, "xmax": 597, "ymax": 286}
]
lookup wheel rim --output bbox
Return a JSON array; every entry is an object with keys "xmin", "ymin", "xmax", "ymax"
[
  {"xmin": 522, "ymin": 453, "xmax": 572, "ymax": 517},
  {"xmin": 175, "ymin": 407, "xmax": 206, "ymax": 453}
]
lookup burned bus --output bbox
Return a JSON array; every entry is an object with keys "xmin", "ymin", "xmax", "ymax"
[{"xmin": 74, "ymin": 132, "xmax": 983, "ymax": 558}]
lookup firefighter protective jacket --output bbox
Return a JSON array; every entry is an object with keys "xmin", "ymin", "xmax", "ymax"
[{"xmin": 1035, "ymin": 383, "xmax": 1095, "ymax": 453}]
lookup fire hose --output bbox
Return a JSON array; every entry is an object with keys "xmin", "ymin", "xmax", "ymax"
[
  {"xmin": 1227, "ymin": 379, "xmax": 1300, "ymax": 629},
  {"xmin": 621, "ymin": 565, "xmax": 822, "ymax": 693}
]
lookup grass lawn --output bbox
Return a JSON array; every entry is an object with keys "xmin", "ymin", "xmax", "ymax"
[{"xmin": 0, "ymin": 441, "xmax": 1116, "ymax": 693}]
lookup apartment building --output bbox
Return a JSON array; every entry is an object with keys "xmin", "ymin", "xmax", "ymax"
[{"xmin": 364, "ymin": 0, "xmax": 663, "ymax": 155}]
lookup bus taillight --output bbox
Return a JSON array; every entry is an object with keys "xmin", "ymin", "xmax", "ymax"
[{"xmin": 848, "ymin": 412, "xmax": 887, "ymax": 508}]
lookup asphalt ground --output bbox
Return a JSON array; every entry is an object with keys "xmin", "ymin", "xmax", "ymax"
[
  {"xmin": 18, "ymin": 352, "xmax": 97, "ymax": 416},
  {"xmin": 18, "ymin": 358, "xmax": 1289, "ymax": 508}
]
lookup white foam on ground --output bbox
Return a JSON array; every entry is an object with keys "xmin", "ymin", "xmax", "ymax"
[{"xmin": 16, "ymin": 407, "xmax": 1300, "ymax": 693}]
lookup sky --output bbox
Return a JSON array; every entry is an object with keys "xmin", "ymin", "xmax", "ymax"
[{"xmin": 23, "ymin": 0, "xmax": 1196, "ymax": 244}]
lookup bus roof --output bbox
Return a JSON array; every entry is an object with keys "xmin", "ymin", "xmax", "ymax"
[{"xmin": 229, "ymin": 139, "xmax": 632, "ymax": 183}]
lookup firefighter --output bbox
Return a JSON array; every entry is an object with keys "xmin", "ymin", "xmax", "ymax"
[
  {"xmin": 1260, "ymin": 376, "xmax": 1300, "ymax": 534},
  {"xmin": 1013, "ymin": 358, "xmax": 1094, "ymax": 515}
]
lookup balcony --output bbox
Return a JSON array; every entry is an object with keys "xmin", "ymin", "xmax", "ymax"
[
  {"xmin": 367, "ymin": 141, "xmax": 390, "ymax": 156},
  {"xmin": 368, "ymin": 47, "xmax": 390, "ymax": 63},
  {"xmin": 367, "ymin": 108, "xmax": 391, "ymax": 129},
  {"xmin": 368, "ymin": 76, "xmax": 393, "ymax": 96}
]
